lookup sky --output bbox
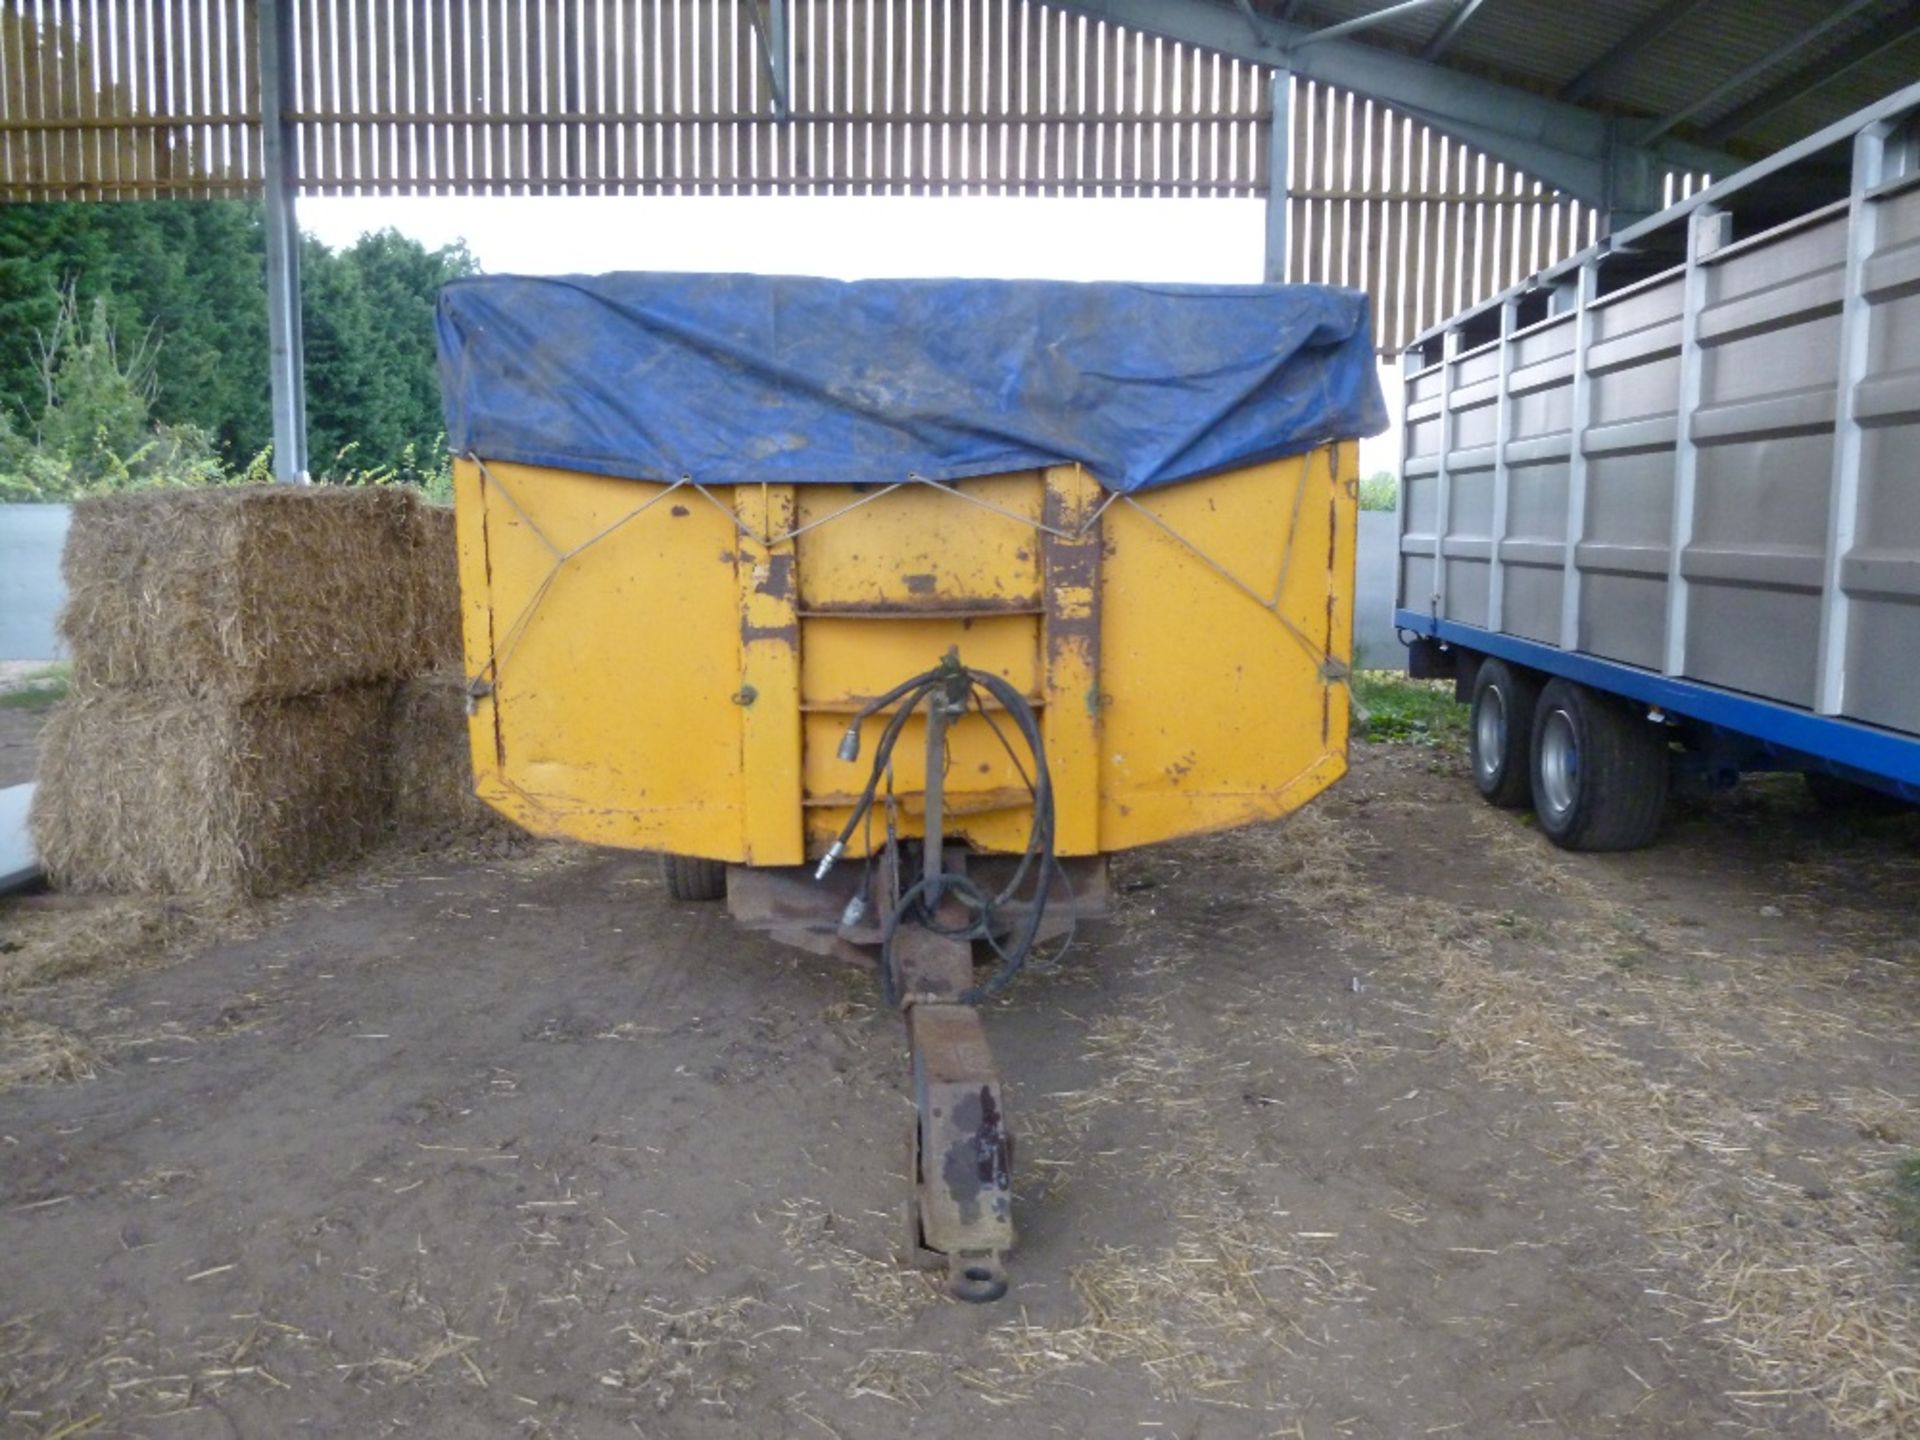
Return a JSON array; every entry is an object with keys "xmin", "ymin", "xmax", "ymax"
[{"xmin": 301, "ymin": 193, "xmax": 1402, "ymax": 475}]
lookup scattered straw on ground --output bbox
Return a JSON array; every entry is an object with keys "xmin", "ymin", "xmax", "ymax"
[
  {"xmin": 983, "ymin": 998, "xmax": 1361, "ymax": 1406},
  {"xmin": 1236, "ymin": 784, "xmax": 1920, "ymax": 1439},
  {"xmin": 774, "ymin": 1197, "xmax": 936, "ymax": 1327},
  {"xmin": 0, "ymin": 1012, "xmax": 97, "ymax": 1090},
  {"xmin": 602, "ymin": 1294, "xmax": 767, "ymax": 1416}
]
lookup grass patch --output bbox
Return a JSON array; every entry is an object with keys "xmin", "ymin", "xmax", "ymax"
[
  {"xmin": 0, "ymin": 663, "xmax": 69, "ymax": 710},
  {"xmin": 1893, "ymin": 1155, "xmax": 1920, "ymax": 1259},
  {"xmin": 1351, "ymin": 670, "xmax": 1466, "ymax": 748}
]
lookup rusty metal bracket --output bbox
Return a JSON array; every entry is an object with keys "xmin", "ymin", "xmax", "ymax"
[
  {"xmin": 904, "ymin": 996, "xmax": 1014, "ymax": 1302},
  {"xmin": 889, "ymin": 864, "xmax": 1014, "ymax": 1301}
]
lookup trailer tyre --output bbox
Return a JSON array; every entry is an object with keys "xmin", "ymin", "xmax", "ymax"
[
  {"xmin": 1469, "ymin": 659, "xmax": 1540, "ymax": 808},
  {"xmin": 662, "ymin": 853, "xmax": 728, "ymax": 902},
  {"xmin": 1529, "ymin": 679, "xmax": 1669, "ymax": 851}
]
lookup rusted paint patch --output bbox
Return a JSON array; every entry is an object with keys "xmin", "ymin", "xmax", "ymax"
[
  {"xmin": 474, "ymin": 480, "xmax": 509, "ymax": 772},
  {"xmin": 1323, "ymin": 590, "xmax": 1337, "ymax": 745},
  {"xmin": 902, "ymin": 572, "xmax": 938, "ymax": 595},
  {"xmin": 741, "ymin": 621, "xmax": 799, "ymax": 647},
  {"xmin": 940, "ymin": 1084, "xmax": 1011, "ymax": 1226},
  {"xmin": 798, "ymin": 594, "xmax": 1041, "ymax": 618},
  {"xmin": 755, "ymin": 550, "xmax": 795, "ymax": 599},
  {"xmin": 1041, "ymin": 490, "xmax": 1102, "ymax": 659}
]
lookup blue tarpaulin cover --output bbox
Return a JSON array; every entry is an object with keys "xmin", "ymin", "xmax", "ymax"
[{"xmin": 436, "ymin": 273, "xmax": 1386, "ymax": 495}]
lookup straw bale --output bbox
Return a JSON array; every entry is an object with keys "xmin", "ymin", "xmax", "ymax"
[
  {"xmin": 31, "ymin": 683, "xmax": 395, "ymax": 897},
  {"xmin": 60, "ymin": 485, "xmax": 424, "ymax": 700},
  {"xmin": 388, "ymin": 669, "xmax": 515, "ymax": 836},
  {"xmin": 410, "ymin": 501, "xmax": 464, "ymax": 670}
]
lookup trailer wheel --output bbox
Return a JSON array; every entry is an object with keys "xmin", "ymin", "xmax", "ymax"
[
  {"xmin": 1469, "ymin": 659, "xmax": 1540, "ymax": 808},
  {"xmin": 1529, "ymin": 679, "xmax": 1669, "ymax": 851},
  {"xmin": 661, "ymin": 853, "xmax": 728, "ymax": 901}
]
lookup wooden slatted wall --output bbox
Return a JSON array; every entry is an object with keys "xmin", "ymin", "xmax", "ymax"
[
  {"xmin": 276, "ymin": 1, "xmax": 1273, "ymax": 198},
  {"xmin": 1282, "ymin": 80, "xmax": 1605, "ymax": 349},
  {"xmin": 0, "ymin": 1, "xmax": 260, "ymax": 198},
  {"xmin": 0, "ymin": 1, "xmax": 1688, "ymax": 350}
]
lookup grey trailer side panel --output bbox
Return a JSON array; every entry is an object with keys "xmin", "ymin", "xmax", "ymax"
[
  {"xmin": 1397, "ymin": 82, "xmax": 1920, "ymax": 771},
  {"xmin": 1844, "ymin": 172, "xmax": 1920, "ymax": 734},
  {"xmin": 1502, "ymin": 308, "xmax": 1576, "ymax": 645}
]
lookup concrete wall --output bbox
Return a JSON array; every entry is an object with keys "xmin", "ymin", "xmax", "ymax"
[
  {"xmin": 1354, "ymin": 510, "xmax": 1402, "ymax": 672},
  {"xmin": 0, "ymin": 504, "xmax": 69, "ymax": 662}
]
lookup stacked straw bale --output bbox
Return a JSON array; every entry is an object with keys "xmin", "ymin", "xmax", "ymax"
[
  {"xmin": 35, "ymin": 685, "xmax": 394, "ymax": 896},
  {"xmin": 410, "ymin": 500, "xmax": 465, "ymax": 671},
  {"xmin": 32, "ymin": 485, "xmax": 489, "ymax": 898},
  {"xmin": 389, "ymin": 505, "xmax": 512, "ymax": 839},
  {"xmin": 387, "ymin": 669, "xmax": 512, "ymax": 837},
  {"xmin": 59, "ymin": 485, "xmax": 424, "ymax": 697}
]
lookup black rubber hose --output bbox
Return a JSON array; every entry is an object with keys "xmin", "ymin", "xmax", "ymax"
[{"xmin": 826, "ymin": 658, "xmax": 1072, "ymax": 1008}]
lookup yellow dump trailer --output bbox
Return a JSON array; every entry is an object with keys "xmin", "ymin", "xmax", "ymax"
[
  {"xmin": 439, "ymin": 273, "xmax": 1385, "ymax": 1299},
  {"xmin": 453, "ymin": 453, "xmax": 1357, "ymax": 864}
]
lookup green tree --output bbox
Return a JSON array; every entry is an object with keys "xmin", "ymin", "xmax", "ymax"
[
  {"xmin": 0, "ymin": 204, "xmax": 472, "ymax": 478},
  {"xmin": 0, "ymin": 202, "xmax": 270, "ymax": 461},
  {"xmin": 0, "ymin": 284, "xmax": 223, "ymax": 502},
  {"xmin": 304, "ymin": 229, "xmax": 476, "ymax": 477},
  {"xmin": 1358, "ymin": 471, "xmax": 1399, "ymax": 511}
]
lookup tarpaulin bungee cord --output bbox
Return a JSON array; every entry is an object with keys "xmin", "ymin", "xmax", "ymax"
[{"xmin": 437, "ymin": 272, "xmax": 1388, "ymax": 496}]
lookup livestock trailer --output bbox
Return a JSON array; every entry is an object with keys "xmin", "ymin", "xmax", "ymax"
[
  {"xmin": 437, "ymin": 273, "xmax": 1384, "ymax": 1297},
  {"xmin": 1396, "ymin": 82, "xmax": 1920, "ymax": 849}
]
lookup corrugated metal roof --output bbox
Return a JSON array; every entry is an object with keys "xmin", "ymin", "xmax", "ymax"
[
  {"xmin": 1255, "ymin": 0, "xmax": 1920, "ymax": 158},
  {"xmin": 1759, "ymin": 30, "xmax": 1920, "ymax": 151}
]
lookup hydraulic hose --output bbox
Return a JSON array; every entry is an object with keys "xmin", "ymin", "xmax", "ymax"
[{"xmin": 816, "ymin": 650, "xmax": 1068, "ymax": 1006}]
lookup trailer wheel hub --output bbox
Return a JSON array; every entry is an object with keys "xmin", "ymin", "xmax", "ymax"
[{"xmin": 1539, "ymin": 709, "xmax": 1580, "ymax": 819}]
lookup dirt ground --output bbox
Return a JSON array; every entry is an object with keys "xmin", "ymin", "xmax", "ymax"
[{"xmin": 3, "ymin": 732, "xmax": 1918, "ymax": 1439}]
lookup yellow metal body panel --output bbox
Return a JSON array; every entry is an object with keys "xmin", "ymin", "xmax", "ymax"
[{"xmin": 453, "ymin": 443, "xmax": 1358, "ymax": 861}]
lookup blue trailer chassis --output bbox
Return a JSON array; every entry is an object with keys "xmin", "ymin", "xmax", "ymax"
[{"xmin": 1394, "ymin": 610, "xmax": 1920, "ymax": 806}]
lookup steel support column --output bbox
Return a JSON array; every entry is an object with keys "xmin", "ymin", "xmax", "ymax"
[
  {"xmin": 1662, "ymin": 205, "xmax": 1730, "ymax": 678},
  {"xmin": 1431, "ymin": 326, "xmax": 1459, "ymax": 621},
  {"xmin": 1485, "ymin": 296, "xmax": 1518, "ymax": 633},
  {"xmin": 1813, "ymin": 121, "xmax": 1893, "ymax": 716},
  {"xmin": 258, "ymin": 0, "xmax": 307, "ymax": 484},
  {"xmin": 1557, "ymin": 260, "xmax": 1597, "ymax": 653},
  {"xmin": 1264, "ymin": 69, "xmax": 1291, "ymax": 284}
]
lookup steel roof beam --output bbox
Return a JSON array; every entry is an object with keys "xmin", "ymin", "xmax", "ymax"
[
  {"xmin": 745, "ymin": 0, "xmax": 792, "ymax": 119},
  {"xmin": 1295, "ymin": 0, "xmax": 1450, "ymax": 49},
  {"xmin": 1420, "ymin": 0, "xmax": 1490, "ymax": 61},
  {"xmin": 1048, "ymin": 1, "xmax": 1738, "ymax": 210},
  {"xmin": 1639, "ymin": 0, "xmax": 1886, "ymax": 145},
  {"xmin": 1698, "ymin": 4, "xmax": 1920, "ymax": 146},
  {"xmin": 1560, "ymin": 0, "xmax": 1720, "ymax": 105}
]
